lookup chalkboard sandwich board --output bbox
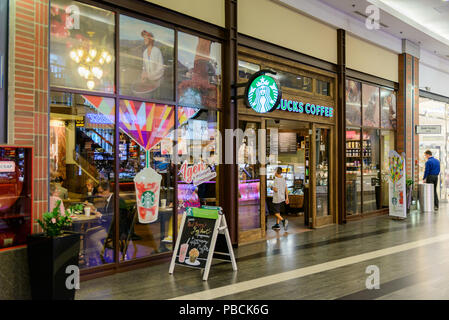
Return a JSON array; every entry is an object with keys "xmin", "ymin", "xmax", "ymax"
[{"xmin": 169, "ymin": 206, "xmax": 237, "ymax": 280}]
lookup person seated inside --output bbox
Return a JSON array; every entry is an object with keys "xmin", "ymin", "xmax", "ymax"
[
  {"xmin": 49, "ymin": 182, "xmax": 65, "ymax": 216},
  {"xmin": 83, "ymin": 178, "xmax": 98, "ymax": 203},
  {"xmin": 54, "ymin": 176, "xmax": 68, "ymax": 200},
  {"xmin": 86, "ymin": 181, "xmax": 132, "ymax": 265},
  {"xmin": 85, "ymin": 181, "xmax": 115, "ymax": 265}
]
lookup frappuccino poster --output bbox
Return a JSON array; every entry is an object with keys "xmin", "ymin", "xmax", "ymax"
[{"xmin": 388, "ymin": 150, "xmax": 406, "ymax": 218}]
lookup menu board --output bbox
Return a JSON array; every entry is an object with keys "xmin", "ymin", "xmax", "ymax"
[
  {"xmin": 279, "ymin": 132, "xmax": 297, "ymax": 153},
  {"xmin": 174, "ymin": 208, "xmax": 219, "ymax": 269}
]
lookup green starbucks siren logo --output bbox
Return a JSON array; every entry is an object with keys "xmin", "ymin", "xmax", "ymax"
[
  {"xmin": 246, "ymin": 72, "xmax": 281, "ymax": 113},
  {"xmin": 141, "ymin": 190, "xmax": 155, "ymax": 208}
]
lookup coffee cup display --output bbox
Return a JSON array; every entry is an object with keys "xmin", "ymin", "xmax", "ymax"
[{"xmin": 189, "ymin": 248, "xmax": 199, "ymax": 263}]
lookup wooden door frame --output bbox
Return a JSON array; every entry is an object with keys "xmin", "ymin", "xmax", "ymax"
[
  {"xmin": 311, "ymin": 123, "xmax": 335, "ymax": 228},
  {"xmin": 238, "ymin": 115, "xmax": 266, "ymax": 243}
]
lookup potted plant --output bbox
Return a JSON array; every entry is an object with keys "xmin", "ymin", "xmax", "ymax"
[
  {"xmin": 406, "ymin": 178, "xmax": 414, "ymax": 214},
  {"xmin": 27, "ymin": 201, "xmax": 80, "ymax": 300}
]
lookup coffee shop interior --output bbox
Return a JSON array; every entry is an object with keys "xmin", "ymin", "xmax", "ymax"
[
  {"xmin": 238, "ymin": 118, "xmax": 330, "ymax": 239},
  {"xmin": 49, "ymin": 91, "xmax": 219, "ymax": 268}
]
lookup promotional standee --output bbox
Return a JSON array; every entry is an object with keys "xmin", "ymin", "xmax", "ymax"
[
  {"xmin": 169, "ymin": 206, "xmax": 237, "ymax": 281},
  {"xmin": 388, "ymin": 150, "xmax": 407, "ymax": 219}
]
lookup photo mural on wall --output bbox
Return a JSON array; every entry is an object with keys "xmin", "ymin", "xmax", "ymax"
[{"xmin": 119, "ymin": 15, "xmax": 175, "ymax": 101}]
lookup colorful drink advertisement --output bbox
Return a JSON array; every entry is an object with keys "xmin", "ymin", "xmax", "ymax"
[
  {"xmin": 134, "ymin": 166, "xmax": 162, "ymax": 224},
  {"xmin": 388, "ymin": 150, "xmax": 406, "ymax": 218}
]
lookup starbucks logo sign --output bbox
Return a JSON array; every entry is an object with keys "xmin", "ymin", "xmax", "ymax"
[
  {"xmin": 141, "ymin": 190, "xmax": 155, "ymax": 208},
  {"xmin": 245, "ymin": 71, "xmax": 281, "ymax": 113}
]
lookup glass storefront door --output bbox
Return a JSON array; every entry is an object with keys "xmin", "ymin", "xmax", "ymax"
[
  {"xmin": 312, "ymin": 125, "xmax": 333, "ymax": 227},
  {"xmin": 238, "ymin": 117, "xmax": 265, "ymax": 242}
]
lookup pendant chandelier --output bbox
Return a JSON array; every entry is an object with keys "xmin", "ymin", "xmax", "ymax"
[{"xmin": 69, "ymin": 32, "xmax": 112, "ymax": 90}]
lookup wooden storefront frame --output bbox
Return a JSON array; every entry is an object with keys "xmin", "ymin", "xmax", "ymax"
[{"xmin": 236, "ymin": 46, "xmax": 338, "ymax": 243}]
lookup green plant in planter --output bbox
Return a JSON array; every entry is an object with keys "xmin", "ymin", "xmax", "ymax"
[
  {"xmin": 36, "ymin": 200, "xmax": 73, "ymax": 237},
  {"xmin": 406, "ymin": 178, "xmax": 414, "ymax": 187},
  {"xmin": 69, "ymin": 203, "xmax": 84, "ymax": 214}
]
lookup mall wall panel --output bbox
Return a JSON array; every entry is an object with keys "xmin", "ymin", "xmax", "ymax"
[
  {"xmin": 346, "ymin": 34, "xmax": 398, "ymax": 83},
  {"xmin": 397, "ymin": 53, "xmax": 419, "ymax": 184},
  {"xmin": 144, "ymin": 0, "xmax": 225, "ymax": 28},
  {"xmin": 238, "ymin": 0, "xmax": 338, "ymax": 64},
  {"xmin": 0, "ymin": 0, "xmax": 49, "ymax": 299}
]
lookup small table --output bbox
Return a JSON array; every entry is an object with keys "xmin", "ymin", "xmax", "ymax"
[{"xmin": 70, "ymin": 214, "xmax": 100, "ymax": 265}]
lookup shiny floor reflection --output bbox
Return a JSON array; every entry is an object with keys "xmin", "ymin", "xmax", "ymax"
[{"xmin": 76, "ymin": 205, "xmax": 449, "ymax": 300}]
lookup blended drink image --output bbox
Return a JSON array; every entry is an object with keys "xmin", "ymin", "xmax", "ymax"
[
  {"xmin": 179, "ymin": 243, "xmax": 189, "ymax": 263},
  {"xmin": 134, "ymin": 166, "xmax": 162, "ymax": 224}
]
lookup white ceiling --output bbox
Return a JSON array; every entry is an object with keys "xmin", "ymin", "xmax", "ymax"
[{"xmin": 316, "ymin": 0, "xmax": 449, "ymax": 59}]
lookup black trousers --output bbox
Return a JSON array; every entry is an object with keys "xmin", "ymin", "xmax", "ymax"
[{"xmin": 426, "ymin": 175, "xmax": 439, "ymax": 208}]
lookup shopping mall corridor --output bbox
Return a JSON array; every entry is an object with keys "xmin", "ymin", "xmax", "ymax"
[{"xmin": 76, "ymin": 205, "xmax": 449, "ymax": 300}]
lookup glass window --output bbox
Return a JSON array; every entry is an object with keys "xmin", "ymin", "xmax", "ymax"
[
  {"xmin": 419, "ymin": 97, "xmax": 447, "ymax": 201},
  {"xmin": 177, "ymin": 107, "xmax": 220, "ymax": 228},
  {"xmin": 380, "ymin": 88, "xmax": 396, "ymax": 129},
  {"xmin": 362, "ymin": 84, "xmax": 380, "ymax": 127},
  {"xmin": 362, "ymin": 129, "xmax": 381, "ymax": 212},
  {"xmin": 238, "ymin": 121, "xmax": 261, "ymax": 231},
  {"xmin": 50, "ymin": 0, "xmax": 115, "ymax": 92},
  {"xmin": 317, "ymin": 80, "xmax": 330, "ymax": 96},
  {"xmin": 381, "ymin": 130, "xmax": 395, "ymax": 208},
  {"xmin": 238, "ymin": 60, "xmax": 260, "ymax": 80},
  {"xmin": 346, "ymin": 128, "xmax": 361, "ymax": 215},
  {"xmin": 49, "ymin": 92, "xmax": 116, "ymax": 268},
  {"xmin": 316, "ymin": 128, "xmax": 330, "ymax": 217},
  {"xmin": 118, "ymin": 99, "xmax": 177, "ymax": 259},
  {"xmin": 177, "ymin": 32, "xmax": 222, "ymax": 109},
  {"xmin": 119, "ymin": 15, "xmax": 175, "ymax": 101},
  {"xmin": 273, "ymin": 70, "xmax": 312, "ymax": 92},
  {"xmin": 346, "ymin": 80, "xmax": 361, "ymax": 126}
]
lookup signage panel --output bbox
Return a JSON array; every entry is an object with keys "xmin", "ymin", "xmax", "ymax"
[
  {"xmin": 244, "ymin": 70, "xmax": 334, "ymax": 118},
  {"xmin": 416, "ymin": 125, "xmax": 441, "ymax": 134}
]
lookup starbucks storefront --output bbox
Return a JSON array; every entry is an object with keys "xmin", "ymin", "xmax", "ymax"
[{"xmin": 236, "ymin": 47, "xmax": 338, "ymax": 244}]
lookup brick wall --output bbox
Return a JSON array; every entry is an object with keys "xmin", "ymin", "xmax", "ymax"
[{"xmin": 10, "ymin": 0, "xmax": 49, "ymax": 229}]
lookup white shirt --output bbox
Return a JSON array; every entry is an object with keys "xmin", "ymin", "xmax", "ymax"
[
  {"xmin": 142, "ymin": 46, "xmax": 164, "ymax": 81},
  {"xmin": 273, "ymin": 176, "xmax": 287, "ymax": 204}
]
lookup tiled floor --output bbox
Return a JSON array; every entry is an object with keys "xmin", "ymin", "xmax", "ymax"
[{"xmin": 76, "ymin": 204, "xmax": 449, "ymax": 300}]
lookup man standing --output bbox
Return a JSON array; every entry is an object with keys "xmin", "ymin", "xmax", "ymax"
[
  {"xmin": 423, "ymin": 150, "xmax": 440, "ymax": 211},
  {"xmin": 271, "ymin": 167, "xmax": 289, "ymax": 231}
]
